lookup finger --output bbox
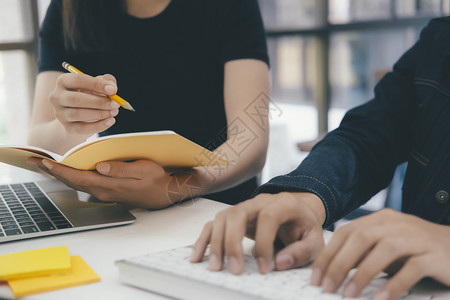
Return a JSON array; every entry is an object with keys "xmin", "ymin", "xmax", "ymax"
[
  {"xmin": 208, "ymin": 211, "xmax": 227, "ymax": 271},
  {"xmin": 41, "ymin": 159, "xmax": 135, "ymax": 203},
  {"xmin": 343, "ymin": 237, "xmax": 420, "ymax": 298},
  {"xmin": 223, "ymin": 207, "xmax": 248, "ymax": 275},
  {"xmin": 64, "ymin": 118, "xmax": 116, "ymax": 136},
  {"xmin": 190, "ymin": 221, "xmax": 213, "ymax": 263},
  {"xmin": 373, "ymin": 256, "xmax": 426, "ymax": 300},
  {"xmin": 27, "ymin": 157, "xmax": 50, "ymax": 169},
  {"xmin": 61, "ymin": 107, "xmax": 119, "ymax": 122},
  {"xmin": 311, "ymin": 224, "xmax": 355, "ymax": 286},
  {"xmin": 59, "ymin": 73, "xmax": 117, "ymax": 95},
  {"xmin": 58, "ymin": 90, "xmax": 120, "ymax": 110},
  {"xmin": 97, "ymin": 74, "xmax": 117, "ymax": 85},
  {"xmin": 190, "ymin": 196, "xmax": 267, "ymax": 265},
  {"xmin": 96, "ymin": 160, "xmax": 163, "ymax": 179},
  {"xmin": 275, "ymin": 227, "xmax": 325, "ymax": 271},
  {"xmin": 321, "ymin": 228, "xmax": 381, "ymax": 294},
  {"xmin": 253, "ymin": 199, "xmax": 303, "ymax": 274},
  {"xmin": 40, "ymin": 159, "xmax": 99, "ymax": 192},
  {"xmin": 40, "ymin": 159, "xmax": 93, "ymax": 182}
]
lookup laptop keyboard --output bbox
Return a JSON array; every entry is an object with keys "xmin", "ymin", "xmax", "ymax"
[{"xmin": 0, "ymin": 182, "xmax": 73, "ymax": 238}]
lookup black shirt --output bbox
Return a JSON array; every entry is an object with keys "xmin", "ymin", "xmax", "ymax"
[{"xmin": 38, "ymin": 0, "xmax": 269, "ymax": 205}]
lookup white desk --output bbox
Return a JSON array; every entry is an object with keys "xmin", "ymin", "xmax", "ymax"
[
  {"xmin": 0, "ymin": 166, "xmax": 232, "ymax": 300},
  {"xmin": 1, "ymin": 166, "xmax": 450, "ymax": 300}
]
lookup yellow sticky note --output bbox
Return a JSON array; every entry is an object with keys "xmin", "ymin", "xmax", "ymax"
[
  {"xmin": 0, "ymin": 246, "xmax": 71, "ymax": 281},
  {"xmin": 8, "ymin": 255, "xmax": 100, "ymax": 298}
]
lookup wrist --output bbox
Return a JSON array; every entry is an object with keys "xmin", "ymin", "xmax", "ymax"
[{"xmin": 166, "ymin": 170, "xmax": 204, "ymax": 205}]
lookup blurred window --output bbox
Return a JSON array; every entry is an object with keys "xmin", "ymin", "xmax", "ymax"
[
  {"xmin": 259, "ymin": 0, "xmax": 324, "ymax": 30},
  {"xmin": 328, "ymin": 28, "xmax": 420, "ymax": 130},
  {"xmin": 0, "ymin": 0, "xmax": 47, "ymax": 144},
  {"xmin": 258, "ymin": 0, "xmax": 446, "ymax": 182},
  {"xmin": 259, "ymin": 0, "xmax": 444, "ymax": 133}
]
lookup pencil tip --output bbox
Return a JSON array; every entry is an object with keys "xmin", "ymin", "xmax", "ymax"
[{"xmin": 124, "ymin": 103, "xmax": 135, "ymax": 111}]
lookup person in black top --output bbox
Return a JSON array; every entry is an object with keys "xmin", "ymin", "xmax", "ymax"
[{"xmin": 28, "ymin": 0, "xmax": 270, "ymax": 208}]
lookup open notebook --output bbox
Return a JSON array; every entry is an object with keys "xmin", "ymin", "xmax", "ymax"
[{"xmin": 115, "ymin": 246, "xmax": 447, "ymax": 300}]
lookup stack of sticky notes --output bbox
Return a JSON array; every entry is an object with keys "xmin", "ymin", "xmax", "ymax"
[{"xmin": 0, "ymin": 246, "xmax": 100, "ymax": 298}]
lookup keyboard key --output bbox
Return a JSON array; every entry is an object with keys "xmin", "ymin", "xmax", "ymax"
[
  {"xmin": 27, "ymin": 208, "xmax": 44, "ymax": 214},
  {"xmin": 56, "ymin": 223, "xmax": 73, "ymax": 229},
  {"xmin": 21, "ymin": 226, "xmax": 39, "ymax": 234},
  {"xmin": 36, "ymin": 222, "xmax": 56, "ymax": 231},
  {"xmin": 2, "ymin": 224, "xmax": 19, "ymax": 230},
  {"xmin": 35, "ymin": 197, "xmax": 58, "ymax": 212},
  {"xmin": 47, "ymin": 211, "xmax": 64, "ymax": 217},
  {"xmin": 32, "ymin": 217, "xmax": 51, "ymax": 223},
  {"xmin": 51, "ymin": 217, "xmax": 68, "ymax": 224},
  {"xmin": 18, "ymin": 221, "xmax": 35, "ymax": 227},
  {"xmin": 0, "ymin": 216, "xmax": 14, "ymax": 222},
  {"xmin": 5, "ymin": 229, "xmax": 21, "ymax": 236},
  {"xmin": 31, "ymin": 213, "xmax": 47, "ymax": 220},
  {"xmin": 8, "ymin": 204, "xmax": 22, "ymax": 209},
  {"xmin": 1, "ymin": 221, "xmax": 17, "ymax": 227},
  {"xmin": 11, "ymin": 208, "xmax": 26, "ymax": 214},
  {"xmin": 14, "ymin": 214, "xmax": 30, "ymax": 221}
]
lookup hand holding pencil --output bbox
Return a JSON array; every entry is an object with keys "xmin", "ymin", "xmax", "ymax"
[
  {"xmin": 48, "ymin": 62, "xmax": 132, "ymax": 139},
  {"xmin": 62, "ymin": 62, "xmax": 135, "ymax": 111}
]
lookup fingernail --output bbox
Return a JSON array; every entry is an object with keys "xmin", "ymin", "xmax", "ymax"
[
  {"xmin": 189, "ymin": 246, "xmax": 199, "ymax": 262},
  {"xmin": 110, "ymin": 109, "xmax": 119, "ymax": 116},
  {"xmin": 209, "ymin": 254, "xmax": 221, "ymax": 271},
  {"xmin": 111, "ymin": 101, "xmax": 120, "ymax": 109},
  {"xmin": 343, "ymin": 282, "xmax": 359, "ymax": 298},
  {"xmin": 97, "ymin": 163, "xmax": 110, "ymax": 173},
  {"xmin": 105, "ymin": 85, "xmax": 116, "ymax": 94},
  {"xmin": 373, "ymin": 290, "xmax": 390, "ymax": 300},
  {"xmin": 276, "ymin": 253, "xmax": 293, "ymax": 270},
  {"xmin": 257, "ymin": 257, "xmax": 269, "ymax": 274},
  {"xmin": 228, "ymin": 257, "xmax": 240, "ymax": 274},
  {"xmin": 42, "ymin": 160, "xmax": 53, "ymax": 170},
  {"xmin": 310, "ymin": 268, "xmax": 322, "ymax": 286},
  {"xmin": 106, "ymin": 118, "xmax": 115, "ymax": 126},
  {"xmin": 322, "ymin": 277, "xmax": 336, "ymax": 293}
]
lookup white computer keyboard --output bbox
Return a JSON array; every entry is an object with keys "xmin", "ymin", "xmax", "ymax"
[{"xmin": 118, "ymin": 246, "xmax": 399, "ymax": 300}]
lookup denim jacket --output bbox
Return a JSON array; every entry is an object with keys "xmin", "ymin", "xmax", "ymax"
[{"xmin": 256, "ymin": 17, "xmax": 450, "ymax": 228}]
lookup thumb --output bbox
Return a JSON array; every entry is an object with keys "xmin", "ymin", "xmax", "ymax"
[
  {"xmin": 97, "ymin": 160, "xmax": 161, "ymax": 179},
  {"xmin": 274, "ymin": 229, "xmax": 325, "ymax": 271}
]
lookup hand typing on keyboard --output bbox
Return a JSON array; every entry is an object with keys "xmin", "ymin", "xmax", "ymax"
[
  {"xmin": 190, "ymin": 193, "xmax": 450, "ymax": 300},
  {"xmin": 190, "ymin": 192, "xmax": 325, "ymax": 275}
]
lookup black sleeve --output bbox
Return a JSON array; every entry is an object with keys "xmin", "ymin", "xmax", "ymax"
[
  {"xmin": 38, "ymin": 0, "xmax": 65, "ymax": 73},
  {"xmin": 255, "ymin": 19, "xmax": 443, "ymax": 227},
  {"xmin": 220, "ymin": 0, "xmax": 269, "ymax": 66}
]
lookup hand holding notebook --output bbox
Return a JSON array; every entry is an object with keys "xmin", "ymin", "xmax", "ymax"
[{"xmin": 0, "ymin": 130, "xmax": 230, "ymax": 175}]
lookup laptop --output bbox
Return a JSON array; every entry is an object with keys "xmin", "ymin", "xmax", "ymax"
[{"xmin": 0, "ymin": 179, "xmax": 136, "ymax": 243}]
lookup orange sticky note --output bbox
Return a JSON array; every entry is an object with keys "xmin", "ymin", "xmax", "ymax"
[
  {"xmin": 8, "ymin": 255, "xmax": 100, "ymax": 298},
  {"xmin": 0, "ymin": 246, "xmax": 71, "ymax": 280}
]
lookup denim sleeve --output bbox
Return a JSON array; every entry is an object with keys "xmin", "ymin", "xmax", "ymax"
[{"xmin": 255, "ymin": 18, "xmax": 445, "ymax": 228}]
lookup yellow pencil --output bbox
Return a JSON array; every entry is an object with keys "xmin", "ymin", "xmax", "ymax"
[{"xmin": 62, "ymin": 62, "xmax": 135, "ymax": 112}]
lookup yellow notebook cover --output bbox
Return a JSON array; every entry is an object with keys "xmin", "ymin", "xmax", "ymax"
[
  {"xmin": 0, "ymin": 246, "xmax": 71, "ymax": 281},
  {"xmin": 8, "ymin": 255, "xmax": 100, "ymax": 298},
  {"xmin": 0, "ymin": 130, "xmax": 230, "ymax": 173}
]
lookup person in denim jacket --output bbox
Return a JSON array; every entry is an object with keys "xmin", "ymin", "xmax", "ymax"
[{"xmin": 191, "ymin": 17, "xmax": 450, "ymax": 300}]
